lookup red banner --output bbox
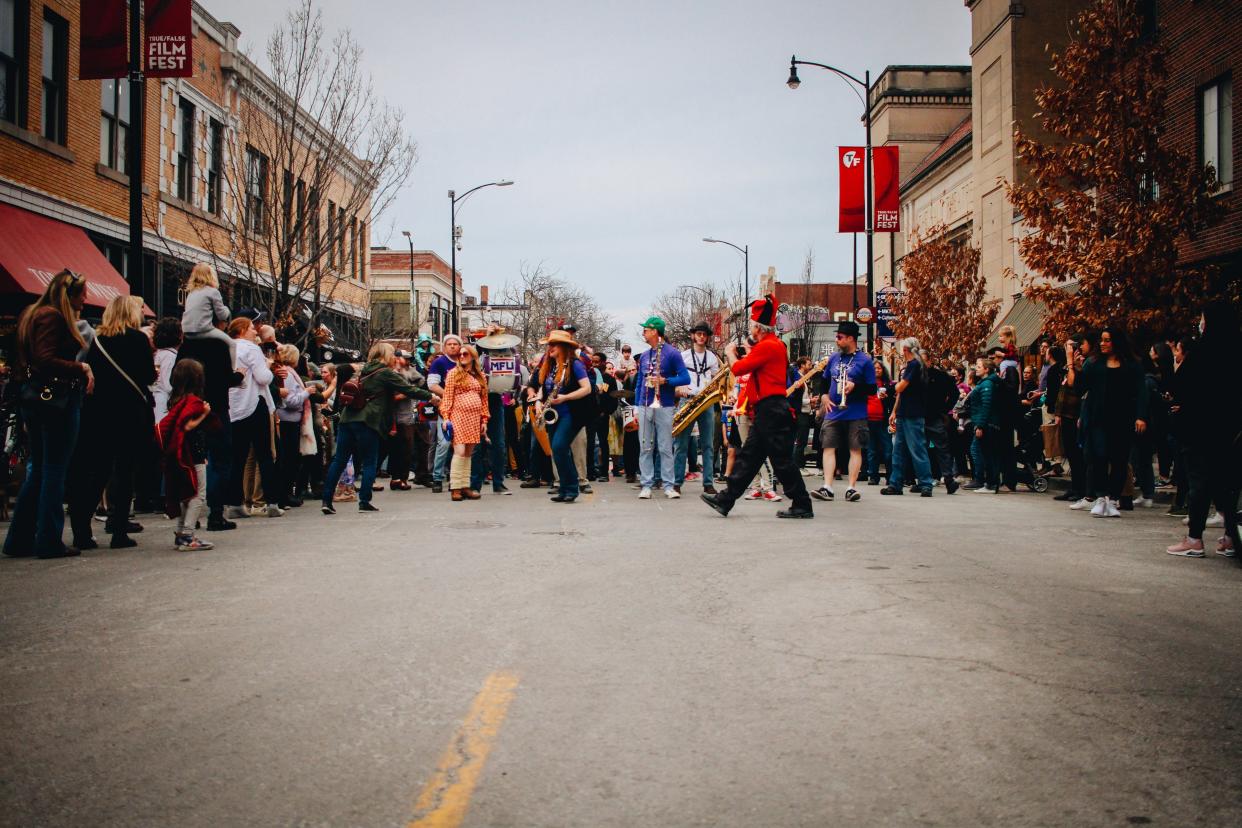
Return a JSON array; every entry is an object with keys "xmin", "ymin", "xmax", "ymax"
[
  {"xmin": 79, "ymin": 0, "xmax": 128, "ymax": 80},
  {"xmin": 872, "ymin": 146, "xmax": 900, "ymax": 231},
  {"xmin": 838, "ymin": 147, "xmax": 865, "ymax": 233},
  {"xmin": 145, "ymin": 0, "xmax": 193, "ymax": 78}
]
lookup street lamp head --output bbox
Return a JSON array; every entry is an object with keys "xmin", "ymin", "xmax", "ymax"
[
  {"xmin": 496, "ymin": 180, "xmax": 514, "ymax": 187},
  {"xmin": 401, "ymin": 230, "xmax": 411, "ymax": 238},
  {"xmin": 787, "ymin": 59, "xmax": 801, "ymax": 90},
  {"xmin": 702, "ymin": 237, "xmax": 716, "ymax": 244}
]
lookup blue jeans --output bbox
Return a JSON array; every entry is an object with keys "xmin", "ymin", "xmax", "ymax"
[
  {"xmin": 549, "ymin": 409, "xmax": 582, "ymax": 497},
  {"xmin": 674, "ymin": 405, "xmax": 716, "ymax": 487},
  {"xmin": 470, "ymin": 395, "xmax": 508, "ymax": 491},
  {"xmin": 889, "ymin": 416, "xmax": 934, "ymax": 490},
  {"xmin": 432, "ymin": 421, "xmax": 452, "ymax": 482},
  {"xmin": 867, "ymin": 420, "xmax": 891, "ymax": 481},
  {"xmin": 638, "ymin": 405, "xmax": 676, "ymax": 490},
  {"xmin": 322, "ymin": 421, "xmax": 381, "ymax": 505},
  {"xmin": 4, "ymin": 396, "xmax": 81, "ymax": 557}
]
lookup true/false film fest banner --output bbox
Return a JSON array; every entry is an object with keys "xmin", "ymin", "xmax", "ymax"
[
  {"xmin": 79, "ymin": 0, "xmax": 193, "ymax": 80},
  {"xmin": 838, "ymin": 146, "xmax": 900, "ymax": 233}
]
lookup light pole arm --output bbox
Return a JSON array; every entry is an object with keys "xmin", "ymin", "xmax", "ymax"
[{"xmin": 791, "ymin": 58, "xmax": 866, "ymax": 90}]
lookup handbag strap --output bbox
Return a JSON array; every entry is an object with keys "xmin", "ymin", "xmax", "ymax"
[{"xmin": 93, "ymin": 336, "xmax": 149, "ymax": 405}]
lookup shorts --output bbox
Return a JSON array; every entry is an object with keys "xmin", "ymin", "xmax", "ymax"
[
  {"xmin": 820, "ymin": 417, "xmax": 869, "ymax": 450},
  {"xmin": 727, "ymin": 416, "xmax": 743, "ymax": 448}
]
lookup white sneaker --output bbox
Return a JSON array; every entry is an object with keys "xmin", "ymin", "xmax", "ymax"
[
  {"xmin": 225, "ymin": 506, "xmax": 251, "ymax": 520},
  {"xmin": 665, "ymin": 488, "xmax": 680, "ymax": 499},
  {"xmin": 1090, "ymin": 498, "xmax": 1109, "ymax": 517},
  {"xmin": 638, "ymin": 487, "xmax": 652, "ymax": 500},
  {"xmin": 742, "ymin": 489, "xmax": 761, "ymax": 501},
  {"xmin": 1105, "ymin": 499, "xmax": 1121, "ymax": 518},
  {"xmin": 1135, "ymin": 497, "xmax": 1154, "ymax": 508},
  {"xmin": 1071, "ymin": 497, "xmax": 1096, "ymax": 511},
  {"xmin": 980, "ymin": 486, "xmax": 997, "ymax": 494},
  {"xmin": 1207, "ymin": 512, "xmax": 1225, "ymax": 528},
  {"xmin": 265, "ymin": 504, "xmax": 286, "ymax": 518}
]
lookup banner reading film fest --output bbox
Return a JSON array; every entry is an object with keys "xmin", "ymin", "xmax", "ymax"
[
  {"xmin": 146, "ymin": 0, "xmax": 194, "ymax": 78},
  {"xmin": 838, "ymin": 146, "xmax": 901, "ymax": 233}
]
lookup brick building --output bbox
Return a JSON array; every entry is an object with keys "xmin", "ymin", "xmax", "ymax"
[
  {"xmin": 1156, "ymin": 0, "xmax": 1239, "ymax": 277},
  {"xmin": 0, "ymin": 1, "xmax": 374, "ymax": 351},
  {"xmin": 368, "ymin": 247, "xmax": 458, "ymax": 342}
]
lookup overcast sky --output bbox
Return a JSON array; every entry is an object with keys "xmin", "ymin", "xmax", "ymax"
[{"xmin": 208, "ymin": 0, "xmax": 971, "ymax": 340}]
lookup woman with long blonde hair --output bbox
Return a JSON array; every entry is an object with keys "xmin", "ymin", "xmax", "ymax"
[
  {"xmin": 181, "ymin": 262, "xmax": 235, "ymax": 366},
  {"xmin": 441, "ymin": 345, "xmax": 488, "ymax": 501},
  {"xmin": 3, "ymin": 271, "xmax": 94, "ymax": 559},
  {"xmin": 67, "ymin": 295, "xmax": 156, "ymax": 550}
]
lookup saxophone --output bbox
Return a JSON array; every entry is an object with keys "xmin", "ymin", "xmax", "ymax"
[
  {"xmin": 646, "ymin": 342, "xmax": 664, "ymax": 408},
  {"xmin": 672, "ymin": 366, "xmax": 733, "ymax": 437}
]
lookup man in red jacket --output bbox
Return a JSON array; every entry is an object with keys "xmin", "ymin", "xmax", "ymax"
[{"xmin": 701, "ymin": 296, "xmax": 814, "ymax": 519}]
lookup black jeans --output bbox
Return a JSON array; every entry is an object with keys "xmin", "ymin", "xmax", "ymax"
[
  {"xmin": 228, "ymin": 406, "xmax": 283, "ymax": 507},
  {"xmin": 924, "ymin": 416, "xmax": 955, "ymax": 481},
  {"xmin": 1090, "ymin": 424, "xmax": 1133, "ymax": 502},
  {"xmin": 1186, "ymin": 443, "xmax": 1241, "ymax": 543},
  {"xmin": 586, "ymin": 415, "xmax": 610, "ymax": 479},
  {"xmin": 412, "ymin": 421, "xmax": 434, "ymax": 483},
  {"xmin": 792, "ymin": 412, "xmax": 814, "ymax": 466},
  {"xmin": 1061, "ymin": 416, "xmax": 1085, "ymax": 497},
  {"xmin": 68, "ymin": 421, "xmax": 140, "ymax": 542},
  {"xmin": 276, "ymin": 420, "xmax": 304, "ymax": 503},
  {"xmin": 388, "ymin": 422, "xmax": 414, "ymax": 482},
  {"xmin": 718, "ymin": 396, "xmax": 812, "ymax": 511}
]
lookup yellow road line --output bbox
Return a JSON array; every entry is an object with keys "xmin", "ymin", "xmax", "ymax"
[{"xmin": 409, "ymin": 670, "xmax": 520, "ymax": 828}]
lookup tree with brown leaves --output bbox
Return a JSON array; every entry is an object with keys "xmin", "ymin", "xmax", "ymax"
[
  {"xmin": 889, "ymin": 224, "xmax": 997, "ymax": 358},
  {"xmin": 1007, "ymin": 0, "xmax": 1226, "ymax": 341}
]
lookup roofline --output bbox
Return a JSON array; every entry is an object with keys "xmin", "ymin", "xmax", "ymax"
[{"xmin": 900, "ymin": 130, "xmax": 973, "ymax": 194}]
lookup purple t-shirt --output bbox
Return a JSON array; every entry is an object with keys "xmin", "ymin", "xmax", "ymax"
[
  {"xmin": 822, "ymin": 350, "xmax": 875, "ymax": 421},
  {"xmin": 427, "ymin": 355, "xmax": 456, "ymax": 388}
]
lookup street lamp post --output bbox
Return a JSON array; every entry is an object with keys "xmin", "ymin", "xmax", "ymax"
[
  {"xmin": 702, "ymin": 236, "xmax": 749, "ymax": 325},
  {"xmin": 787, "ymin": 56, "xmax": 874, "ymax": 343},
  {"xmin": 449, "ymin": 180, "xmax": 513, "ymax": 335},
  {"xmin": 401, "ymin": 230, "xmax": 416, "ymax": 335}
]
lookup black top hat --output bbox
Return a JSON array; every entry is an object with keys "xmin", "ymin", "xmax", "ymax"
[{"xmin": 837, "ymin": 320, "xmax": 861, "ymax": 338}]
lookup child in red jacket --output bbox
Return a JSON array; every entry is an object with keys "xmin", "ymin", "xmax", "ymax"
[{"xmin": 157, "ymin": 359, "xmax": 220, "ymax": 551}]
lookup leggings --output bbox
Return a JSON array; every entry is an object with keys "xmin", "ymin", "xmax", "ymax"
[{"xmin": 1091, "ymin": 425, "xmax": 1133, "ymax": 501}]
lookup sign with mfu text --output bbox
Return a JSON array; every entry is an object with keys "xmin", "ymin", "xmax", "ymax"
[{"xmin": 145, "ymin": 0, "xmax": 193, "ymax": 78}]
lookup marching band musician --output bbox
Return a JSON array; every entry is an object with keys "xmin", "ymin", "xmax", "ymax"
[
  {"xmin": 634, "ymin": 317, "xmax": 691, "ymax": 500},
  {"xmin": 700, "ymin": 296, "xmax": 814, "ymax": 519},
  {"xmin": 673, "ymin": 321, "xmax": 722, "ymax": 496},
  {"xmin": 812, "ymin": 320, "xmax": 875, "ymax": 504},
  {"xmin": 535, "ymin": 329, "xmax": 593, "ymax": 503}
]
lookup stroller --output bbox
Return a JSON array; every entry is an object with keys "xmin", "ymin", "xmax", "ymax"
[{"xmin": 1011, "ymin": 407, "xmax": 1049, "ymax": 493}]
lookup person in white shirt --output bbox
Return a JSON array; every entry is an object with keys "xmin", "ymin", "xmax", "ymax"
[
  {"xmin": 225, "ymin": 317, "xmax": 285, "ymax": 516},
  {"xmin": 674, "ymin": 321, "xmax": 722, "ymax": 494}
]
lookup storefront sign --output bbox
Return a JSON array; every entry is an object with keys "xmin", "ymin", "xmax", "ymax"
[{"xmin": 145, "ymin": 0, "xmax": 194, "ymax": 78}]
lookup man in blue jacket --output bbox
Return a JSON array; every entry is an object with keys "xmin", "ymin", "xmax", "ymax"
[{"xmin": 635, "ymin": 317, "xmax": 690, "ymax": 500}]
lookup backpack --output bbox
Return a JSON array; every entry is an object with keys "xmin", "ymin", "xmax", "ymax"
[{"xmin": 338, "ymin": 368, "xmax": 383, "ymax": 411}]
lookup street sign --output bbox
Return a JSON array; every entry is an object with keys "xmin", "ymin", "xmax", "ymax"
[
  {"xmin": 875, "ymin": 287, "xmax": 903, "ymax": 339},
  {"xmin": 855, "ymin": 306, "xmax": 875, "ymax": 325}
]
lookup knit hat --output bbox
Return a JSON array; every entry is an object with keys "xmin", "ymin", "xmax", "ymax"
[{"xmin": 749, "ymin": 295, "xmax": 775, "ymax": 327}]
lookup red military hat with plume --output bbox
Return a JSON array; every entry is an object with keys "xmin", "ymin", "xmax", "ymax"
[{"xmin": 749, "ymin": 294, "xmax": 776, "ymax": 326}]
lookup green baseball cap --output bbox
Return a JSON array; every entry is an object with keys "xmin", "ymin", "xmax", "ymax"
[{"xmin": 641, "ymin": 316, "xmax": 666, "ymax": 335}]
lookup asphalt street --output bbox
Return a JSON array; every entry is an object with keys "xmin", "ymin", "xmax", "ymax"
[{"xmin": 2, "ymin": 478, "xmax": 1240, "ymax": 827}]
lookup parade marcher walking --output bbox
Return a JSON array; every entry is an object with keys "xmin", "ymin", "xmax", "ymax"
[
  {"xmin": 674, "ymin": 321, "xmax": 722, "ymax": 495},
  {"xmin": 634, "ymin": 316, "xmax": 690, "ymax": 500},
  {"xmin": 442, "ymin": 345, "xmax": 490, "ymax": 501},
  {"xmin": 812, "ymin": 321, "xmax": 874, "ymax": 503},
  {"xmin": 700, "ymin": 296, "xmax": 814, "ymax": 519},
  {"xmin": 534, "ymin": 330, "xmax": 594, "ymax": 503}
]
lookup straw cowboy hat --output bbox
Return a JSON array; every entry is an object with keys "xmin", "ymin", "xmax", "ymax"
[{"xmin": 541, "ymin": 329, "xmax": 580, "ymax": 348}]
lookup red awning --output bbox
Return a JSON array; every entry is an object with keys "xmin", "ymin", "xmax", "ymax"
[{"xmin": 0, "ymin": 202, "xmax": 137, "ymax": 309}]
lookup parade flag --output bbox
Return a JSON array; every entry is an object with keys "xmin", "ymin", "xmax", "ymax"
[
  {"xmin": 145, "ymin": 0, "xmax": 193, "ymax": 78},
  {"xmin": 79, "ymin": 0, "xmax": 128, "ymax": 80},
  {"xmin": 872, "ymin": 146, "xmax": 900, "ymax": 231},
  {"xmin": 838, "ymin": 147, "xmax": 866, "ymax": 233}
]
